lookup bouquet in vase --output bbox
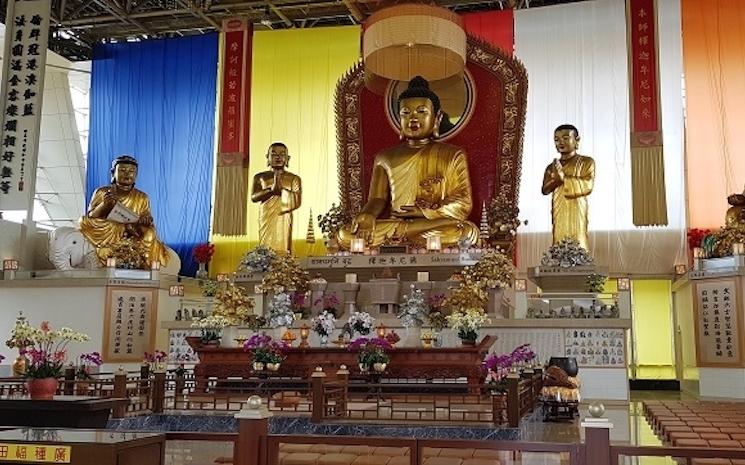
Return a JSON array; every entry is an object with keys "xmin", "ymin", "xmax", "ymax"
[
  {"xmin": 397, "ymin": 285, "xmax": 428, "ymax": 328},
  {"xmin": 191, "ymin": 314, "xmax": 231, "ymax": 343},
  {"xmin": 347, "ymin": 311, "xmax": 374, "ymax": 335},
  {"xmin": 243, "ymin": 334, "xmax": 287, "ymax": 368},
  {"xmin": 446, "ymin": 308, "xmax": 490, "ymax": 344},
  {"xmin": 193, "ymin": 243, "xmax": 215, "ymax": 264},
  {"xmin": 239, "ymin": 245, "xmax": 277, "ymax": 273},
  {"xmin": 268, "ymin": 292, "xmax": 295, "ymax": 328},
  {"xmin": 76, "ymin": 352, "xmax": 103, "ymax": 380},
  {"xmin": 349, "ymin": 337, "xmax": 392, "ymax": 371},
  {"xmin": 314, "ymin": 293, "xmax": 341, "ymax": 318},
  {"xmin": 311, "ymin": 311, "xmax": 336, "ymax": 341}
]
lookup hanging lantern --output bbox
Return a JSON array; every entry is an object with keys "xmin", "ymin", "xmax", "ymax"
[{"xmin": 363, "ymin": 4, "xmax": 466, "ymax": 85}]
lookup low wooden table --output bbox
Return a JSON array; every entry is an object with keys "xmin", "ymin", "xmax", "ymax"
[
  {"xmin": 0, "ymin": 396, "xmax": 128, "ymax": 428},
  {"xmin": 0, "ymin": 428, "xmax": 164, "ymax": 465},
  {"xmin": 188, "ymin": 336, "xmax": 496, "ymax": 390},
  {"xmin": 540, "ymin": 397, "xmax": 579, "ymax": 422}
]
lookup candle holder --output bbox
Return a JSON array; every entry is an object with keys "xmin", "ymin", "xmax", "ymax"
[
  {"xmin": 693, "ymin": 247, "xmax": 705, "ymax": 259},
  {"xmin": 151, "ymin": 260, "xmax": 161, "ymax": 271},
  {"xmin": 350, "ymin": 238, "xmax": 365, "ymax": 254},
  {"xmin": 106, "ymin": 257, "xmax": 117, "ymax": 268},
  {"xmin": 376, "ymin": 323, "xmax": 387, "ymax": 338},
  {"xmin": 426, "ymin": 235, "xmax": 442, "ymax": 253},
  {"xmin": 299, "ymin": 324, "xmax": 310, "ymax": 348}
]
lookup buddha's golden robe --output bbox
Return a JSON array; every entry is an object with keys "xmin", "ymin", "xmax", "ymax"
[
  {"xmin": 255, "ymin": 172, "xmax": 301, "ymax": 252},
  {"xmin": 79, "ymin": 186, "xmax": 169, "ymax": 266},
  {"xmin": 340, "ymin": 142, "xmax": 479, "ymax": 248},
  {"xmin": 543, "ymin": 155, "xmax": 595, "ymax": 250}
]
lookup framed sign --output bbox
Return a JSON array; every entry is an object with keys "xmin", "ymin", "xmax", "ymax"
[
  {"xmin": 103, "ymin": 286, "xmax": 158, "ymax": 362},
  {"xmin": 693, "ymin": 278, "xmax": 744, "ymax": 367},
  {"xmin": 564, "ymin": 328, "xmax": 626, "ymax": 367}
]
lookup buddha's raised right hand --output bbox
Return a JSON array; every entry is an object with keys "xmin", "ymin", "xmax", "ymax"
[{"xmin": 352, "ymin": 212, "xmax": 376, "ymax": 234}]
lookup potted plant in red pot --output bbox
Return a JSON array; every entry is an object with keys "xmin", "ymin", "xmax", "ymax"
[{"xmin": 15, "ymin": 321, "xmax": 91, "ymax": 399}]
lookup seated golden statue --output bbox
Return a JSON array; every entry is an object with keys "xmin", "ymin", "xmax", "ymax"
[
  {"xmin": 338, "ymin": 76, "xmax": 479, "ymax": 249},
  {"xmin": 726, "ymin": 188, "xmax": 745, "ymax": 228},
  {"xmin": 541, "ymin": 124, "xmax": 595, "ymax": 251},
  {"xmin": 250, "ymin": 142, "xmax": 302, "ymax": 253},
  {"xmin": 79, "ymin": 155, "xmax": 169, "ymax": 267}
]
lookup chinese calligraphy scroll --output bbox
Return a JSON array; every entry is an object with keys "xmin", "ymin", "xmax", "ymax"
[
  {"xmin": 0, "ymin": 0, "xmax": 50, "ymax": 209},
  {"xmin": 213, "ymin": 18, "xmax": 253, "ymax": 235},
  {"xmin": 627, "ymin": 0, "xmax": 668, "ymax": 226},
  {"xmin": 103, "ymin": 287, "xmax": 158, "ymax": 362},
  {"xmin": 694, "ymin": 279, "xmax": 743, "ymax": 367}
]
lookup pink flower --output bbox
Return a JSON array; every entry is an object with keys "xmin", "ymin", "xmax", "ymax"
[
  {"xmin": 54, "ymin": 351, "xmax": 66, "ymax": 362},
  {"xmin": 40, "ymin": 321, "xmax": 50, "ymax": 332}
]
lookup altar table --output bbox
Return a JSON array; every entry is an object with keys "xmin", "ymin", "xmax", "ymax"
[
  {"xmin": 0, "ymin": 396, "xmax": 128, "ymax": 428},
  {"xmin": 187, "ymin": 336, "xmax": 496, "ymax": 386}
]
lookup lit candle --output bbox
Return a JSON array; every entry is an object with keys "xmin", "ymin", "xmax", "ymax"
[
  {"xmin": 106, "ymin": 257, "xmax": 117, "ymax": 268},
  {"xmin": 693, "ymin": 247, "xmax": 704, "ymax": 259},
  {"xmin": 350, "ymin": 238, "xmax": 365, "ymax": 254},
  {"xmin": 151, "ymin": 260, "xmax": 161, "ymax": 271},
  {"xmin": 417, "ymin": 272, "xmax": 430, "ymax": 282},
  {"xmin": 426, "ymin": 235, "xmax": 442, "ymax": 253}
]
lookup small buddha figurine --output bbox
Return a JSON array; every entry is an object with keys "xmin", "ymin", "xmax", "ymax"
[
  {"xmin": 251, "ymin": 143, "xmax": 302, "ymax": 253},
  {"xmin": 338, "ymin": 76, "xmax": 479, "ymax": 249},
  {"xmin": 541, "ymin": 124, "xmax": 596, "ymax": 251},
  {"xmin": 725, "ymin": 187, "xmax": 745, "ymax": 228},
  {"xmin": 79, "ymin": 155, "xmax": 169, "ymax": 267}
]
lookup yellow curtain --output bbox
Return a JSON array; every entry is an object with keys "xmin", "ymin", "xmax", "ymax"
[
  {"xmin": 211, "ymin": 26, "xmax": 361, "ymax": 274},
  {"xmin": 682, "ymin": 0, "xmax": 745, "ymax": 228}
]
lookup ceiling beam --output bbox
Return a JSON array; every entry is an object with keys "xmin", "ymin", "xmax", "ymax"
[
  {"xmin": 267, "ymin": 2, "xmax": 293, "ymax": 27},
  {"xmin": 341, "ymin": 0, "xmax": 363, "ymax": 23}
]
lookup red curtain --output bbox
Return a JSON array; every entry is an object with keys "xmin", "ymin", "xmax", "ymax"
[{"xmin": 463, "ymin": 10, "xmax": 514, "ymax": 55}]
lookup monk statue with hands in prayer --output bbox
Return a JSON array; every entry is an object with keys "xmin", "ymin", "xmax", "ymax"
[{"xmin": 338, "ymin": 76, "xmax": 479, "ymax": 249}]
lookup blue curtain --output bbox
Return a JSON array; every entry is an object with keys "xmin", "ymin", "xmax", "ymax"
[{"xmin": 87, "ymin": 34, "xmax": 218, "ymax": 276}]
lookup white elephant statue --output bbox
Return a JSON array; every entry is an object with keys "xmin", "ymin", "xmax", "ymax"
[{"xmin": 48, "ymin": 227, "xmax": 181, "ymax": 275}]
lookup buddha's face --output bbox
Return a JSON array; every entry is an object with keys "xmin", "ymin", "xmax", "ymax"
[
  {"xmin": 399, "ymin": 97, "xmax": 438, "ymax": 140},
  {"xmin": 268, "ymin": 145, "xmax": 288, "ymax": 169},
  {"xmin": 554, "ymin": 129, "xmax": 579, "ymax": 155},
  {"xmin": 113, "ymin": 163, "xmax": 137, "ymax": 187}
]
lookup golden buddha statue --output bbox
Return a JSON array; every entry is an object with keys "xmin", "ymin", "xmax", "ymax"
[
  {"xmin": 541, "ymin": 125, "xmax": 595, "ymax": 251},
  {"xmin": 79, "ymin": 155, "xmax": 169, "ymax": 267},
  {"xmin": 338, "ymin": 76, "xmax": 479, "ymax": 249},
  {"xmin": 251, "ymin": 143, "xmax": 302, "ymax": 252},
  {"xmin": 726, "ymin": 187, "xmax": 745, "ymax": 228}
]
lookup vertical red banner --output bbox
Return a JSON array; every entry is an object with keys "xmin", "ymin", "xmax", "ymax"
[
  {"xmin": 628, "ymin": 0, "xmax": 660, "ymax": 135},
  {"xmin": 218, "ymin": 18, "xmax": 252, "ymax": 161}
]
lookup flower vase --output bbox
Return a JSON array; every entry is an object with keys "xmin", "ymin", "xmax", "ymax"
[
  {"xmin": 373, "ymin": 362, "xmax": 387, "ymax": 373},
  {"xmin": 266, "ymin": 363, "xmax": 281, "ymax": 372},
  {"xmin": 319, "ymin": 334, "xmax": 329, "ymax": 347},
  {"xmin": 433, "ymin": 332, "xmax": 443, "ymax": 348},
  {"xmin": 252, "ymin": 362, "xmax": 265, "ymax": 371},
  {"xmin": 12, "ymin": 351, "xmax": 28, "ymax": 377},
  {"xmin": 27, "ymin": 378, "xmax": 59, "ymax": 400},
  {"xmin": 404, "ymin": 327, "xmax": 422, "ymax": 347},
  {"xmin": 222, "ymin": 326, "xmax": 239, "ymax": 348},
  {"xmin": 461, "ymin": 338, "xmax": 477, "ymax": 347},
  {"xmin": 75, "ymin": 381, "xmax": 90, "ymax": 396},
  {"xmin": 196, "ymin": 262, "xmax": 208, "ymax": 279},
  {"xmin": 325, "ymin": 237, "xmax": 340, "ymax": 255}
]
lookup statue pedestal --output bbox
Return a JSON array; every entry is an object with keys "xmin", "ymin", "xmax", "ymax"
[
  {"xmin": 235, "ymin": 272, "xmax": 266, "ymax": 315},
  {"xmin": 528, "ymin": 265, "xmax": 606, "ymax": 293},
  {"xmin": 369, "ymin": 278, "xmax": 401, "ymax": 315},
  {"xmin": 341, "ymin": 282, "xmax": 360, "ymax": 317}
]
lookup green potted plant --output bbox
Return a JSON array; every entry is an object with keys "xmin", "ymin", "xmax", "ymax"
[{"xmin": 349, "ymin": 337, "xmax": 392, "ymax": 372}]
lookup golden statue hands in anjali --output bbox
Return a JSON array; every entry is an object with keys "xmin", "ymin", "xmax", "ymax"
[
  {"xmin": 79, "ymin": 155, "xmax": 169, "ymax": 267},
  {"xmin": 541, "ymin": 124, "xmax": 595, "ymax": 251},
  {"xmin": 338, "ymin": 76, "xmax": 479, "ymax": 249},
  {"xmin": 251, "ymin": 143, "xmax": 302, "ymax": 253}
]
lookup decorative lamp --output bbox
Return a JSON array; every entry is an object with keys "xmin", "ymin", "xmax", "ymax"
[
  {"xmin": 3, "ymin": 259, "xmax": 19, "ymax": 271},
  {"xmin": 426, "ymin": 235, "xmax": 442, "ymax": 253},
  {"xmin": 376, "ymin": 323, "xmax": 386, "ymax": 338},
  {"xmin": 362, "ymin": 4, "xmax": 466, "ymax": 86},
  {"xmin": 514, "ymin": 279, "xmax": 527, "ymax": 292},
  {"xmin": 733, "ymin": 243, "xmax": 745, "ymax": 256},
  {"xmin": 151, "ymin": 260, "xmax": 161, "ymax": 271},
  {"xmin": 350, "ymin": 238, "xmax": 365, "ymax": 254},
  {"xmin": 281, "ymin": 329, "xmax": 297, "ymax": 347},
  {"xmin": 617, "ymin": 277, "xmax": 631, "ymax": 291},
  {"xmin": 674, "ymin": 264, "xmax": 688, "ymax": 276},
  {"xmin": 168, "ymin": 285, "xmax": 184, "ymax": 297},
  {"xmin": 693, "ymin": 247, "xmax": 705, "ymax": 259},
  {"xmin": 106, "ymin": 257, "xmax": 117, "ymax": 268},
  {"xmin": 299, "ymin": 324, "xmax": 310, "ymax": 348}
]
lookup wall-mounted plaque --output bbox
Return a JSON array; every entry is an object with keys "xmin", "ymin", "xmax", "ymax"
[
  {"xmin": 103, "ymin": 287, "xmax": 158, "ymax": 362},
  {"xmin": 694, "ymin": 278, "xmax": 743, "ymax": 367}
]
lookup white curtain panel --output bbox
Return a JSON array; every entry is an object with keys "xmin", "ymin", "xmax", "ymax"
[{"xmin": 513, "ymin": 0, "xmax": 686, "ymax": 275}]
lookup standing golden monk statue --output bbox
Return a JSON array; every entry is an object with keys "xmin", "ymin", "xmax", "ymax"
[
  {"xmin": 79, "ymin": 155, "xmax": 170, "ymax": 266},
  {"xmin": 251, "ymin": 143, "xmax": 302, "ymax": 253},
  {"xmin": 541, "ymin": 124, "xmax": 595, "ymax": 251},
  {"xmin": 338, "ymin": 76, "xmax": 479, "ymax": 248}
]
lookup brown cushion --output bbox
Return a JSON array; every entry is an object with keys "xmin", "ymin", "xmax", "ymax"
[
  {"xmin": 700, "ymin": 433, "xmax": 731, "ymax": 440},
  {"xmin": 310, "ymin": 446, "xmax": 346, "ymax": 454},
  {"xmin": 672, "ymin": 439, "xmax": 709, "ymax": 447},
  {"xmin": 472, "ymin": 450, "xmax": 502, "ymax": 460},
  {"xmin": 669, "ymin": 432, "xmax": 701, "ymax": 441},
  {"xmin": 422, "ymin": 458, "xmax": 462, "ymax": 465},
  {"xmin": 387, "ymin": 457, "xmax": 410, "ymax": 465},
  {"xmin": 352, "ymin": 456, "xmax": 391, "ymax": 465},
  {"xmin": 438, "ymin": 449, "xmax": 474, "ymax": 459},
  {"xmin": 461, "ymin": 459, "xmax": 501, "ymax": 465},
  {"xmin": 318, "ymin": 454, "xmax": 360, "ymax": 465},
  {"xmin": 283, "ymin": 445, "xmax": 315, "ymax": 453},
  {"xmin": 707, "ymin": 440, "xmax": 741, "ymax": 448},
  {"xmin": 373, "ymin": 448, "xmax": 409, "ymax": 457},
  {"xmin": 284, "ymin": 453, "xmax": 322, "ymax": 465},
  {"xmin": 343, "ymin": 447, "xmax": 373, "ymax": 456},
  {"xmin": 690, "ymin": 460, "xmax": 732, "ymax": 465},
  {"xmin": 543, "ymin": 366, "xmax": 577, "ymax": 389},
  {"xmin": 422, "ymin": 449, "xmax": 441, "ymax": 458}
]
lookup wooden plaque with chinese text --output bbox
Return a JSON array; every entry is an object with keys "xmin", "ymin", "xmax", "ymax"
[
  {"xmin": 103, "ymin": 286, "xmax": 158, "ymax": 363},
  {"xmin": 693, "ymin": 278, "xmax": 744, "ymax": 367}
]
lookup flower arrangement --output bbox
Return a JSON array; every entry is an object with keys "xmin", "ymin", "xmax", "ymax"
[
  {"xmin": 349, "ymin": 337, "xmax": 392, "ymax": 368},
  {"xmin": 540, "ymin": 237, "xmax": 594, "ymax": 268},
  {"xmin": 711, "ymin": 228, "xmax": 745, "ymax": 258},
  {"xmin": 443, "ymin": 282, "xmax": 488, "ymax": 314},
  {"xmin": 397, "ymin": 285, "xmax": 428, "ymax": 328},
  {"xmin": 193, "ymin": 243, "xmax": 215, "ymax": 264},
  {"xmin": 201, "ymin": 280, "xmax": 218, "ymax": 297},
  {"xmin": 213, "ymin": 283, "xmax": 255, "ymax": 325},
  {"xmin": 107, "ymin": 239, "xmax": 148, "ymax": 269},
  {"xmin": 243, "ymin": 333, "xmax": 287, "ymax": 364},
  {"xmin": 262, "ymin": 254, "xmax": 309, "ymax": 293},
  {"xmin": 385, "ymin": 330, "xmax": 401, "ymax": 346},
  {"xmin": 318, "ymin": 203, "xmax": 353, "ymax": 239},
  {"xmin": 267, "ymin": 292, "xmax": 295, "ymax": 328},
  {"xmin": 314, "ymin": 293, "xmax": 341, "ymax": 317},
  {"xmin": 6, "ymin": 313, "xmax": 33, "ymax": 349},
  {"xmin": 311, "ymin": 311, "xmax": 336, "ymax": 337},
  {"xmin": 463, "ymin": 252, "xmax": 515, "ymax": 289},
  {"xmin": 446, "ymin": 308, "xmax": 490, "ymax": 343},
  {"xmin": 191, "ymin": 314, "xmax": 231, "ymax": 343},
  {"xmin": 483, "ymin": 344, "xmax": 537, "ymax": 390},
  {"xmin": 239, "ymin": 245, "xmax": 277, "ymax": 273},
  {"xmin": 245, "ymin": 314, "xmax": 267, "ymax": 331},
  {"xmin": 290, "ymin": 292, "xmax": 307, "ymax": 314},
  {"xmin": 687, "ymin": 228, "xmax": 711, "ymax": 252},
  {"xmin": 585, "ymin": 273, "xmax": 607, "ymax": 293},
  {"xmin": 348, "ymin": 311, "xmax": 375, "ymax": 335},
  {"xmin": 486, "ymin": 193, "xmax": 526, "ymax": 252},
  {"xmin": 76, "ymin": 352, "xmax": 103, "ymax": 380},
  {"xmin": 144, "ymin": 350, "xmax": 167, "ymax": 363},
  {"xmin": 14, "ymin": 321, "xmax": 91, "ymax": 379}
]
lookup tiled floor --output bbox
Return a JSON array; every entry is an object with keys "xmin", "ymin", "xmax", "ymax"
[{"xmin": 161, "ymin": 392, "xmax": 732, "ymax": 465}]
